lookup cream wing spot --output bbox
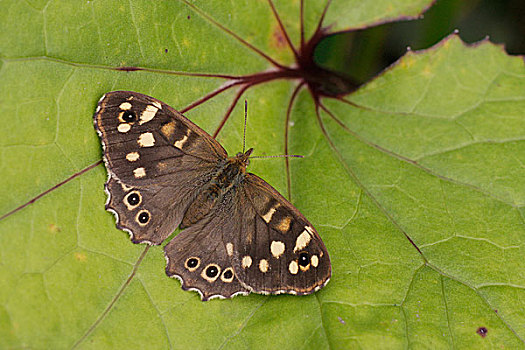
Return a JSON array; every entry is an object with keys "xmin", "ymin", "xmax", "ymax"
[
  {"xmin": 226, "ymin": 243, "xmax": 234, "ymax": 257},
  {"xmin": 119, "ymin": 181, "xmax": 132, "ymax": 192},
  {"xmin": 305, "ymin": 226, "xmax": 315, "ymax": 235},
  {"xmin": 174, "ymin": 134, "xmax": 188, "ymax": 149},
  {"xmin": 119, "ymin": 102, "xmax": 132, "ymax": 110},
  {"xmin": 289, "ymin": 260, "xmax": 299, "ymax": 275},
  {"xmin": 262, "ymin": 207, "xmax": 277, "ymax": 223},
  {"xmin": 311, "ymin": 255, "xmax": 319, "ymax": 267},
  {"xmin": 241, "ymin": 256, "xmax": 252, "ymax": 269},
  {"xmin": 270, "ymin": 241, "xmax": 285, "ymax": 259},
  {"xmin": 245, "ymin": 230, "xmax": 253, "ymax": 244},
  {"xmin": 138, "ymin": 132, "xmax": 155, "ymax": 147},
  {"xmin": 294, "ymin": 227, "xmax": 312, "ymax": 252},
  {"xmin": 117, "ymin": 111, "xmax": 127, "ymax": 123},
  {"xmin": 259, "ymin": 259, "xmax": 269, "ymax": 273},
  {"xmin": 152, "ymin": 100, "xmax": 162, "ymax": 109},
  {"xmin": 139, "ymin": 105, "xmax": 158, "ymax": 125},
  {"xmin": 126, "ymin": 152, "xmax": 140, "ymax": 162},
  {"xmin": 117, "ymin": 123, "xmax": 131, "ymax": 133},
  {"xmin": 133, "ymin": 167, "xmax": 146, "ymax": 178}
]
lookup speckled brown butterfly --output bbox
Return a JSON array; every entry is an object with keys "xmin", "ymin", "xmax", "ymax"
[{"xmin": 94, "ymin": 91, "xmax": 331, "ymax": 300}]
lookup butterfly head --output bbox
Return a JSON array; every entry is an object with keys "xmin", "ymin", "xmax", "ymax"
[{"xmin": 233, "ymin": 147, "xmax": 254, "ymax": 169}]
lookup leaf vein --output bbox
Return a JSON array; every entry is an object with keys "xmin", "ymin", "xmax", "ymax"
[{"xmin": 70, "ymin": 246, "xmax": 150, "ymax": 349}]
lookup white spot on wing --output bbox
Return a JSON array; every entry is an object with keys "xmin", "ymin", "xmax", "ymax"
[
  {"xmin": 311, "ymin": 255, "xmax": 319, "ymax": 267},
  {"xmin": 262, "ymin": 207, "xmax": 276, "ymax": 223},
  {"xmin": 289, "ymin": 260, "xmax": 298, "ymax": 274},
  {"xmin": 126, "ymin": 152, "xmax": 140, "ymax": 162},
  {"xmin": 123, "ymin": 191, "xmax": 141, "ymax": 210},
  {"xmin": 294, "ymin": 227, "xmax": 312, "ymax": 252},
  {"xmin": 259, "ymin": 259, "xmax": 269, "ymax": 273},
  {"xmin": 270, "ymin": 241, "xmax": 285, "ymax": 259},
  {"xmin": 138, "ymin": 132, "xmax": 155, "ymax": 147},
  {"xmin": 226, "ymin": 242, "xmax": 234, "ymax": 257},
  {"xmin": 139, "ymin": 105, "xmax": 158, "ymax": 125},
  {"xmin": 241, "ymin": 256, "xmax": 252, "ymax": 268},
  {"xmin": 184, "ymin": 257, "xmax": 200, "ymax": 272},
  {"xmin": 174, "ymin": 134, "xmax": 188, "ymax": 149},
  {"xmin": 152, "ymin": 100, "xmax": 162, "ymax": 109},
  {"xmin": 133, "ymin": 167, "xmax": 146, "ymax": 178},
  {"xmin": 117, "ymin": 123, "xmax": 131, "ymax": 133},
  {"xmin": 136, "ymin": 209, "xmax": 150, "ymax": 226},
  {"xmin": 119, "ymin": 102, "xmax": 132, "ymax": 110}
]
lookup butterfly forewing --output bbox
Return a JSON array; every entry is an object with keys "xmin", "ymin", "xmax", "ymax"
[
  {"xmin": 232, "ymin": 174, "xmax": 331, "ymax": 294},
  {"xmin": 94, "ymin": 91, "xmax": 226, "ymax": 244}
]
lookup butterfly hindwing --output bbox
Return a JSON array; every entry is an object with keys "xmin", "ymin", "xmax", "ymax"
[
  {"xmin": 105, "ymin": 176, "xmax": 176, "ymax": 244},
  {"xmin": 95, "ymin": 91, "xmax": 226, "ymax": 244},
  {"xmin": 164, "ymin": 195, "xmax": 250, "ymax": 300}
]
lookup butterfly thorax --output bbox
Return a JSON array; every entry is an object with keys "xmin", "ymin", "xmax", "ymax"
[{"xmin": 180, "ymin": 148, "xmax": 253, "ymax": 228}]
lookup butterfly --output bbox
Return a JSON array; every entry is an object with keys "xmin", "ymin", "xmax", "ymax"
[{"xmin": 94, "ymin": 91, "xmax": 331, "ymax": 300}]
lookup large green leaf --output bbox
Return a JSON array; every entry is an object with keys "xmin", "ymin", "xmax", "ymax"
[{"xmin": 1, "ymin": 0, "xmax": 524, "ymax": 348}]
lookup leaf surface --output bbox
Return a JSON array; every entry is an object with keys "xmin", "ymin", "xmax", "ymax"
[{"xmin": 1, "ymin": 0, "xmax": 524, "ymax": 349}]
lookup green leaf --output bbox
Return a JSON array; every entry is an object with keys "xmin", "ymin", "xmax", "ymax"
[{"xmin": 1, "ymin": 0, "xmax": 524, "ymax": 349}]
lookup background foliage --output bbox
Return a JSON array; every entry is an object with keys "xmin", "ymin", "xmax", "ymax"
[{"xmin": 0, "ymin": 0, "xmax": 524, "ymax": 348}]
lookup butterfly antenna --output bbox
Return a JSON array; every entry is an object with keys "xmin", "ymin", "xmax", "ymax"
[
  {"xmin": 242, "ymin": 100, "xmax": 303, "ymax": 159},
  {"xmin": 250, "ymin": 154, "xmax": 304, "ymax": 159},
  {"xmin": 243, "ymin": 100, "xmax": 248, "ymax": 154}
]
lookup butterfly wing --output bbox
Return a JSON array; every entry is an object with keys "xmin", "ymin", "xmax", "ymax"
[
  {"xmin": 164, "ymin": 191, "xmax": 251, "ymax": 300},
  {"xmin": 233, "ymin": 174, "xmax": 331, "ymax": 295},
  {"xmin": 164, "ymin": 172, "xmax": 331, "ymax": 299},
  {"xmin": 94, "ymin": 91, "xmax": 227, "ymax": 244}
]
